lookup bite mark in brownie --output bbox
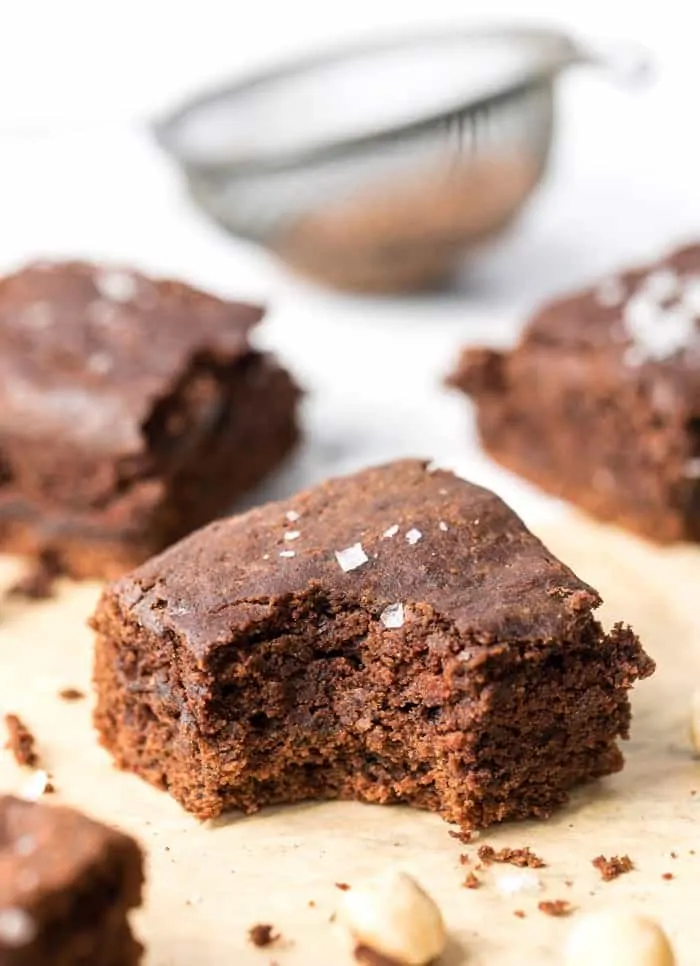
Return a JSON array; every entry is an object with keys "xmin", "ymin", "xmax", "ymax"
[
  {"xmin": 91, "ymin": 460, "xmax": 654, "ymax": 828},
  {"xmin": 0, "ymin": 261, "xmax": 301, "ymax": 579},
  {"xmin": 0, "ymin": 795, "xmax": 143, "ymax": 965},
  {"xmin": 448, "ymin": 243, "xmax": 700, "ymax": 542}
]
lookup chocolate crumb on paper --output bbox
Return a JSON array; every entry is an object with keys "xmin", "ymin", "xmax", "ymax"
[
  {"xmin": 478, "ymin": 845, "xmax": 546, "ymax": 869},
  {"xmin": 58, "ymin": 687, "xmax": 85, "ymax": 702},
  {"xmin": 592, "ymin": 854, "xmax": 634, "ymax": 881},
  {"xmin": 662, "ymin": 873, "xmax": 674, "ymax": 881},
  {"xmin": 248, "ymin": 924, "xmax": 280, "ymax": 948},
  {"xmin": 4, "ymin": 714, "xmax": 39, "ymax": 767},
  {"xmin": 448, "ymin": 828, "xmax": 474, "ymax": 844},
  {"xmin": 335, "ymin": 882, "xmax": 351, "ymax": 891},
  {"xmin": 513, "ymin": 910, "xmax": 526, "ymax": 919},
  {"xmin": 463, "ymin": 872, "xmax": 481, "ymax": 889},
  {"xmin": 538, "ymin": 900, "xmax": 574, "ymax": 917}
]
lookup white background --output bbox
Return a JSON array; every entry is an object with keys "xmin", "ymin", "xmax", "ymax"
[{"xmin": 0, "ymin": 0, "xmax": 697, "ymax": 525}]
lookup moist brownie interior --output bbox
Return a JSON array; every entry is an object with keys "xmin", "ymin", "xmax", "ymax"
[{"xmin": 93, "ymin": 460, "xmax": 653, "ymax": 828}]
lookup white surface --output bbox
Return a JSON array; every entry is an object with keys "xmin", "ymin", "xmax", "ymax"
[{"xmin": 0, "ymin": 0, "xmax": 698, "ymax": 528}]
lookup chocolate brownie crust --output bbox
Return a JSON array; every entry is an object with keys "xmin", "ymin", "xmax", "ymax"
[
  {"xmin": 449, "ymin": 244, "xmax": 700, "ymax": 542},
  {"xmin": 93, "ymin": 460, "xmax": 653, "ymax": 827},
  {"xmin": 0, "ymin": 796, "xmax": 143, "ymax": 965}
]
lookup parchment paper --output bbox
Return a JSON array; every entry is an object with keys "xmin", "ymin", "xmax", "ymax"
[{"xmin": 1, "ymin": 514, "xmax": 699, "ymax": 965}]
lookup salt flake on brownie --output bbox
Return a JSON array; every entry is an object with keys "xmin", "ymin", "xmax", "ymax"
[{"xmin": 335, "ymin": 543, "xmax": 369, "ymax": 572}]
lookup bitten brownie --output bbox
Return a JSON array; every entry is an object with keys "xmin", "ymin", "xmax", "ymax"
[
  {"xmin": 0, "ymin": 795, "xmax": 143, "ymax": 965},
  {"xmin": 92, "ymin": 460, "xmax": 653, "ymax": 828},
  {"xmin": 0, "ymin": 261, "xmax": 300, "ymax": 579},
  {"xmin": 448, "ymin": 243, "xmax": 700, "ymax": 542}
]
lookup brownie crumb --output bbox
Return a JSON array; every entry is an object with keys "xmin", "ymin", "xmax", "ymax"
[
  {"xmin": 335, "ymin": 882, "xmax": 351, "ymax": 891},
  {"xmin": 513, "ymin": 910, "xmax": 526, "ymax": 919},
  {"xmin": 248, "ymin": 924, "xmax": 279, "ymax": 948},
  {"xmin": 670, "ymin": 851, "xmax": 678, "ymax": 859},
  {"xmin": 662, "ymin": 873, "xmax": 674, "ymax": 881},
  {"xmin": 459, "ymin": 854, "xmax": 470, "ymax": 866},
  {"xmin": 538, "ymin": 900, "xmax": 574, "ymax": 917},
  {"xmin": 354, "ymin": 944, "xmax": 402, "ymax": 966},
  {"xmin": 308, "ymin": 900, "xmax": 316, "ymax": 908},
  {"xmin": 58, "ymin": 687, "xmax": 85, "ymax": 702},
  {"xmin": 4, "ymin": 713, "xmax": 39, "ymax": 767},
  {"xmin": 478, "ymin": 845, "xmax": 546, "ymax": 869},
  {"xmin": 592, "ymin": 854, "xmax": 634, "ymax": 881},
  {"xmin": 564, "ymin": 880, "xmax": 574, "ymax": 888},
  {"xmin": 448, "ymin": 828, "xmax": 474, "ymax": 844},
  {"xmin": 463, "ymin": 872, "xmax": 481, "ymax": 889},
  {"xmin": 7, "ymin": 552, "xmax": 61, "ymax": 601}
]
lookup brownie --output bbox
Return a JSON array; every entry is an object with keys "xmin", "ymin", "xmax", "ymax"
[
  {"xmin": 0, "ymin": 261, "xmax": 300, "ymax": 579},
  {"xmin": 448, "ymin": 243, "xmax": 700, "ymax": 542},
  {"xmin": 91, "ymin": 459, "xmax": 653, "ymax": 828},
  {"xmin": 0, "ymin": 795, "xmax": 143, "ymax": 965}
]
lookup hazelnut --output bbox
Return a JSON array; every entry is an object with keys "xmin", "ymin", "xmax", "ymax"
[
  {"xmin": 565, "ymin": 910, "xmax": 675, "ymax": 966},
  {"xmin": 690, "ymin": 688, "xmax": 700, "ymax": 754},
  {"xmin": 339, "ymin": 870, "xmax": 446, "ymax": 966}
]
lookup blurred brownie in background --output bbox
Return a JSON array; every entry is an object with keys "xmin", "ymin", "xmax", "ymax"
[
  {"xmin": 0, "ymin": 795, "xmax": 144, "ymax": 965},
  {"xmin": 448, "ymin": 243, "xmax": 700, "ymax": 543},
  {"xmin": 0, "ymin": 261, "xmax": 301, "ymax": 579}
]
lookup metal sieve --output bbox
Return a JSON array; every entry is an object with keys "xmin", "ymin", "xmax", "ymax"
[{"xmin": 154, "ymin": 27, "xmax": 649, "ymax": 292}]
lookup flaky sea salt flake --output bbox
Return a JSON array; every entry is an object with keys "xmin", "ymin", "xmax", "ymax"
[
  {"xmin": 595, "ymin": 277, "xmax": 626, "ymax": 307},
  {"xmin": 641, "ymin": 268, "xmax": 679, "ymax": 302},
  {"xmin": 285, "ymin": 510, "xmax": 300, "ymax": 522},
  {"xmin": 21, "ymin": 301, "xmax": 53, "ymax": 330},
  {"xmin": 335, "ymin": 543, "xmax": 368, "ymax": 572},
  {"xmin": 380, "ymin": 603, "xmax": 405, "ymax": 629},
  {"xmin": 682, "ymin": 275, "xmax": 700, "ymax": 315},
  {"xmin": 382, "ymin": 524, "xmax": 399, "ymax": 539},
  {"xmin": 279, "ymin": 550, "xmax": 296, "ymax": 559},
  {"xmin": 94, "ymin": 268, "xmax": 138, "ymax": 303},
  {"xmin": 0, "ymin": 908, "xmax": 36, "ymax": 947},
  {"xmin": 623, "ymin": 294, "xmax": 696, "ymax": 363},
  {"xmin": 14, "ymin": 835, "xmax": 36, "ymax": 857},
  {"xmin": 284, "ymin": 530, "xmax": 300, "ymax": 541},
  {"xmin": 438, "ymin": 521, "xmax": 449, "ymax": 531},
  {"xmin": 406, "ymin": 528, "xmax": 423, "ymax": 545}
]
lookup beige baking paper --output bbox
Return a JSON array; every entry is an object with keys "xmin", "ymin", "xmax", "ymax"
[{"xmin": 1, "ymin": 515, "xmax": 700, "ymax": 965}]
